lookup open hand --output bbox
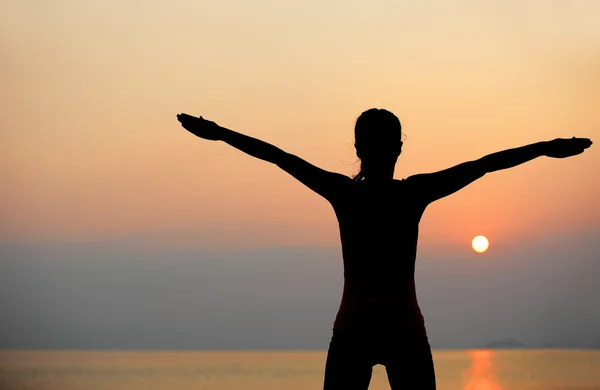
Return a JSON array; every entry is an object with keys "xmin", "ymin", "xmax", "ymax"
[
  {"xmin": 545, "ymin": 137, "xmax": 593, "ymax": 158},
  {"xmin": 177, "ymin": 113, "xmax": 222, "ymax": 141}
]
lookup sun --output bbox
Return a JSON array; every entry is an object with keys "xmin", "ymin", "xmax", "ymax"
[{"xmin": 472, "ymin": 235, "xmax": 489, "ymax": 253}]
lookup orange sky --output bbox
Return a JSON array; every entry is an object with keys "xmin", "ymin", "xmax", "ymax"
[{"xmin": 2, "ymin": 0, "xmax": 598, "ymax": 250}]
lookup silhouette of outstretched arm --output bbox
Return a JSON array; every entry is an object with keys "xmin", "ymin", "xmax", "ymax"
[
  {"xmin": 408, "ymin": 138, "xmax": 592, "ymax": 204},
  {"xmin": 177, "ymin": 113, "xmax": 349, "ymax": 199}
]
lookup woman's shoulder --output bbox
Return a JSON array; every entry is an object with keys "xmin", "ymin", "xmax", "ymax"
[
  {"xmin": 392, "ymin": 177, "xmax": 422, "ymax": 194},
  {"xmin": 393, "ymin": 178, "xmax": 408, "ymax": 187}
]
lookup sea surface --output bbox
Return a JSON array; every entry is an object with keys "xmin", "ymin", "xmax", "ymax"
[{"xmin": 1, "ymin": 349, "xmax": 599, "ymax": 390}]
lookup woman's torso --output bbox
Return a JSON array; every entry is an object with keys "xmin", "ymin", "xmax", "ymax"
[{"xmin": 329, "ymin": 179, "xmax": 428, "ymax": 334}]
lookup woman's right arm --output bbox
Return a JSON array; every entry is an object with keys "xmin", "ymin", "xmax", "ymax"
[
  {"xmin": 407, "ymin": 137, "xmax": 592, "ymax": 205},
  {"xmin": 177, "ymin": 113, "xmax": 350, "ymax": 199}
]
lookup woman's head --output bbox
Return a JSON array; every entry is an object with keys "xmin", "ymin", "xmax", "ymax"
[{"xmin": 353, "ymin": 108, "xmax": 403, "ymax": 182}]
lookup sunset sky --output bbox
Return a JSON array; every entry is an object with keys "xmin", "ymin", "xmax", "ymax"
[{"xmin": 1, "ymin": 1, "xmax": 599, "ymax": 349}]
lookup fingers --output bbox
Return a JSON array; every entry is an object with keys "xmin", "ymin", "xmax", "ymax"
[
  {"xmin": 177, "ymin": 113, "xmax": 198, "ymax": 122},
  {"xmin": 563, "ymin": 137, "xmax": 592, "ymax": 148},
  {"xmin": 177, "ymin": 113, "xmax": 209, "ymax": 128},
  {"xmin": 574, "ymin": 138, "xmax": 592, "ymax": 149}
]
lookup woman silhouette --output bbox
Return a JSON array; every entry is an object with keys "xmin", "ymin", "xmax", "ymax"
[{"xmin": 177, "ymin": 109, "xmax": 592, "ymax": 389}]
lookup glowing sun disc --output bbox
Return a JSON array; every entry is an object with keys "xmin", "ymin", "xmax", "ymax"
[{"xmin": 472, "ymin": 235, "xmax": 489, "ymax": 253}]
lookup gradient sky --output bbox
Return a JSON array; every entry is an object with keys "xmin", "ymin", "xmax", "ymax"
[{"xmin": 1, "ymin": 1, "xmax": 599, "ymax": 349}]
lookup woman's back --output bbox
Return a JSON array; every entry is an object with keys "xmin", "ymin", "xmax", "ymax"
[{"xmin": 329, "ymin": 178, "xmax": 428, "ymax": 334}]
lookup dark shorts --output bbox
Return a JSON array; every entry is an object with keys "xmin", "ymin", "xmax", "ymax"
[{"xmin": 323, "ymin": 329, "xmax": 436, "ymax": 390}]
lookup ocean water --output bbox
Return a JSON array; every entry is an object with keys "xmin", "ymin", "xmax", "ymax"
[{"xmin": 1, "ymin": 349, "xmax": 599, "ymax": 390}]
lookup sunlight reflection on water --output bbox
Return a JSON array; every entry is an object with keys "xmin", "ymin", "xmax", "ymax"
[{"xmin": 463, "ymin": 350, "xmax": 503, "ymax": 390}]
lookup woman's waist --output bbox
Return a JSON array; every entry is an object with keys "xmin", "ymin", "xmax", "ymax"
[
  {"xmin": 341, "ymin": 277, "xmax": 417, "ymax": 295},
  {"xmin": 339, "ymin": 296, "xmax": 420, "ymax": 310},
  {"xmin": 338, "ymin": 291, "xmax": 420, "ymax": 310},
  {"xmin": 333, "ymin": 303, "xmax": 426, "ymax": 333}
]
